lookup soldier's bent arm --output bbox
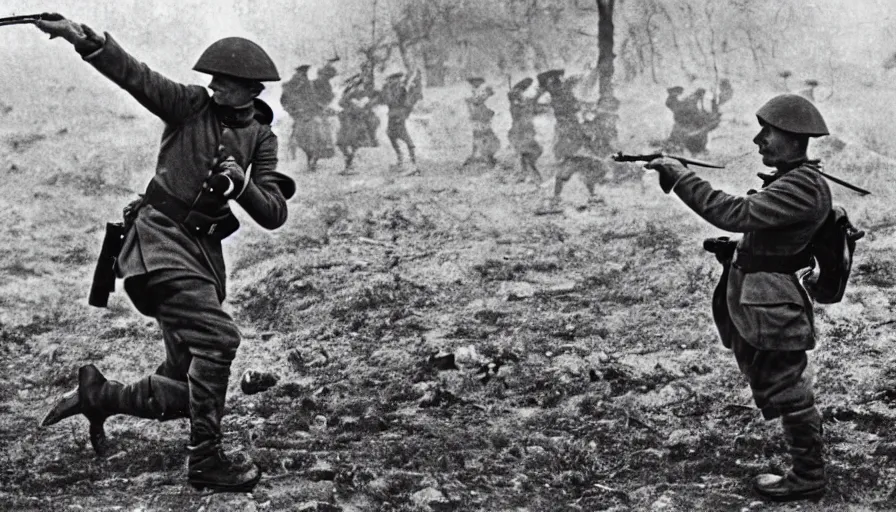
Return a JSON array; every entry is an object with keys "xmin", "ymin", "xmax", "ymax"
[
  {"xmin": 83, "ymin": 33, "xmax": 207, "ymax": 125},
  {"xmin": 672, "ymin": 168, "xmax": 829, "ymax": 232},
  {"xmin": 237, "ymin": 134, "xmax": 294, "ymax": 230}
]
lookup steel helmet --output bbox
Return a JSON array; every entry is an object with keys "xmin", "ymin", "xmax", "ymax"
[
  {"xmin": 756, "ymin": 94, "xmax": 829, "ymax": 137},
  {"xmin": 193, "ymin": 37, "xmax": 280, "ymax": 81}
]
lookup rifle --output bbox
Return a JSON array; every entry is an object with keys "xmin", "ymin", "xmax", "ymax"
[
  {"xmin": 0, "ymin": 12, "xmax": 63, "ymax": 27},
  {"xmin": 612, "ymin": 152, "xmax": 725, "ymax": 169}
]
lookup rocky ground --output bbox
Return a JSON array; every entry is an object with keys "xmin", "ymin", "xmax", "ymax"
[{"xmin": 1, "ymin": 79, "xmax": 896, "ymax": 511}]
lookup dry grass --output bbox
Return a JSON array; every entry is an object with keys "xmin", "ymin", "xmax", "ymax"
[{"xmin": 1, "ymin": 74, "xmax": 895, "ymax": 511}]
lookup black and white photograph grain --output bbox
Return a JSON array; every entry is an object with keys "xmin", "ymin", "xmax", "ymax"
[{"xmin": 1, "ymin": 0, "xmax": 894, "ymax": 510}]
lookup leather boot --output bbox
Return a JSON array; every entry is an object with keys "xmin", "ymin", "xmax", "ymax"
[
  {"xmin": 41, "ymin": 365, "xmax": 189, "ymax": 455},
  {"xmin": 753, "ymin": 406, "xmax": 826, "ymax": 502},
  {"xmin": 187, "ymin": 437, "xmax": 261, "ymax": 492}
]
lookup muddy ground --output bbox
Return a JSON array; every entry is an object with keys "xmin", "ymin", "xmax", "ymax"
[{"xmin": 1, "ymin": 80, "xmax": 896, "ymax": 512}]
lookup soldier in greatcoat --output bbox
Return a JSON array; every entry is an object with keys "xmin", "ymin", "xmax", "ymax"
[
  {"xmin": 35, "ymin": 14, "xmax": 295, "ymax": 493},
  {"xmin": 336, "ymin": 73, "xmax": 380, "ymax": 174},
  {"xmin": 646, "ymin": 94, "xmax": 833, "ymax": 502},
  {"xmin": 462, "ymin": 77, "xmax": 500, "ymax": 168},
  {"xmin": 538, "ymin": 69, "xmax": 582, "ymax": 162},
  {"xmin": 507, "ymin": 77, "xmax": 545, "ymax": 182}
]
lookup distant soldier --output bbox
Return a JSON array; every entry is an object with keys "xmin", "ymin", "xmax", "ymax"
[
  {"xmin": 507, "ymin": 77, "xmax": 545, "ymax": 182},
  {"xmin": 546, "ymin": 96, "xmax": 620, "ymax": 211},
  {"xmin": 381, "ymin": 69, "xmax": 423, "ymax": 176},
  {"xmin": 281, "ymin": 62, "xmax": 337, "ymax": 172},
  {"xmin": 538, "ymin": 69, "xmax": 582, "ymax": 162},
  {"xmin": 302, "ymin": 60, "xmax": 339, "ymax": 171},
  {"xmin": 666, "ymin": 86, "xmax": 722, "ymax": 154},
  {"xmin": 798, "ymin": 79, "xmax": 819, "ymax": 102},
  {"xmin": 336, "ymin": 71, "xmax": 380, "ymax": 174},
  {"xmin": 280, "ymin": 64, "xmax": 315, "ymax": 162},
  {"xmin": 462, "ymin": 77, "xmax": 500, "ymax": 168}
]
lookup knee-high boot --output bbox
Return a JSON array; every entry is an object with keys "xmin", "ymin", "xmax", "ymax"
[
  {"xmin": 41, "ymin": 364, "xmax": 189, "ymax": 455},
  {"xmin": 754, "ymin": 405, "xmax": 826, "ymax": 502},
  {"xmin": 186, "ymin": 357, "xmax": 260, "ymax": 492}
]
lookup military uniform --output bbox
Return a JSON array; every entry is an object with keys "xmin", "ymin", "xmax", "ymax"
[
  {"xmin": 507, "ymin": 77, "xmax": 544, "ymax": 181},
  {"xmin": 37, "ymin": 19, "xmax": 293, "ymax": 493},
  {"xmin": 463, "ymin": 79, "xmax": 500, "ymax": 168},
  {"xmin": 336, "ymin": 80, "xmax": 379, "ymax": 173},
  {"xmin": 666, "ymin": 87, "xmax": 721, "ymax": 154},
  {"xmin": 550, "ymin": 100, "xmax": 618, "ymax": 205},
  {"xmin": 381, "ymin": 71, "xmax": 422, "ymax": 171},
  {"xmin": 651, "ymin": 93, "xmax": 834, "ymax": 502},
  {"xmin": 309, "ymin": 64, "xmax": 338, "ymax": 163}
]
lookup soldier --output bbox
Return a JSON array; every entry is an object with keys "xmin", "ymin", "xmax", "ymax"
[
  {"xmin": 34, "ymin": 14, "xmax": 295, "ymax": 492},
  {"xmin": 336, "ymin": 72, "xmax": 380, "ymax": 174},
  {"xmin": 666, "ymin": 86, "xmax": 722, "ymax": 154},
  {"xmin": 537, "ymin": 69, "xmax": 582, "ymax": 162},
  {"xmin": 280, "ymin": 62, "xmax": 336, "ymax": 172},
  {"xmin": 798, "ymin": 79, "xmax": 819, "ymax": 102},
  {"xmin": 646, "ymin": 94, "xmax": 832, "ymax": 502},
  {"xmin": 381, "ymin": 68, "xmax": 423, "ymax": 176},
  {"xmin": 547, "ymin": 96, "xmax": 620, "ymax": 210},
  {"xmin": 309, "ymin": 60, "xmax": 339, "ymax": 168},
  {"xmin": 462, "ymin": 77, "xmax": 500, "ymax": 168},
  {"xmin": 281, "ymin": 64, "xmax": 314, "ymax": 162},
  {"xmin": 507, "ymin": 77, "xmax": 545, "ymax": 182}
]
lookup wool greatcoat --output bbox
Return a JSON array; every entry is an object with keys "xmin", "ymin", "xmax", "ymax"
[
  {"xmin": 80, "ymin": 33, "xmax": 295, "ymax": 441},
  {"xmin": 82, "ymin": 34, "xmax": 295, "ymax": 307},
  {"xmin": 671, "ymin": 161, "xmax": 831, "ymax": 418}
]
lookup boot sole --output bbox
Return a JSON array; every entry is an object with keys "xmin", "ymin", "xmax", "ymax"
[
  {"xmin": 40, "ymin": 387, "xmax": 80, "ymax": 427},
  {"xmin": 755, "ymin": 486, "xmax": 825, "ymax": 503},
  {"xmin": 189, "ymin": 472, "xmax": 262, "ymax": 493}
]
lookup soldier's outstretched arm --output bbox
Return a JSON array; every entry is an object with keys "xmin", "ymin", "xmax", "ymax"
[{"xmin": 35, "ymin": 13, "xmax": 206, "ymax": 125}]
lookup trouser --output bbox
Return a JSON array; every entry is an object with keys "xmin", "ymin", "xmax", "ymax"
[
  {"xmin": 731, "ymin": 335, "xmax": 814, "ymax": 420},
  {"xmin": 731, "ymin": 335, "xmax": 824, "ymax": 481},
  {"xmin": 124, "ymin": 274, "xmax": 242, "ymax": 444},
  {"xmin": 554, "ymin": 156, "xmax": 606, "ymax": 197},
  {"xmin": 387, "ymin": 116, "xmax": 416, "ymax": 163}
]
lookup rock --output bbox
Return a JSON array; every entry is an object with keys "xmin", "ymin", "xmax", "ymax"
[
  {"xmin": 287, "ymin": 349, "xmax": 305, "ymax": 371},
  {"xmin": 498, "ymin": 282, "xmax": 535, "ymax": 301},
  {"xmin": 296, "ymin": 501, "xmax": 342, "ymax": 512},
  {"xmin": 650, "ymin": 490, "xmax": 678, "ymax": 510},
  {"xmin": 538, "ymin": 280, "xmax": 577, "ymax": 296},
  {"xmin": 305, "ymin": 462, "xmax": 337, "ymax": 482},
  {"xmin": 311, "ymin": 415, "xmax": 328, "ymax": 431},
  {"xmin": 200, "ymin": 493, "xmax": 259, "ymax": 512},
  {"xmin": 428, "ymin": 352, "xmax": 459, "ymax": 371},
  {"xmin": 419, "ymin": 388, "xmax": 459, "ymax": 408},
  {"xmin": 240, "ymin": 370, "xmax": 278, "ymax": 395},
  {"xmin": 454, "ymin": 345, "xmax": 484, "ymax": 366},
  {"xmin": 411, "ymin": 487, "xmax": 449, "ymax": 510}
]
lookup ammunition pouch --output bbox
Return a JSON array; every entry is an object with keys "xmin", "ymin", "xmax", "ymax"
[{"xmin": 143, "ymin": 180, "xmax": 240, "ymax": 240}]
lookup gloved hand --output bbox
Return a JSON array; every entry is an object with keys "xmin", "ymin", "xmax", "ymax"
[
  {"xmin": 645, "ymin": 156, "xmax": 689, "ymax": 194},
  {"xmin": 34, "ymin": 13, "xmax": 104, "ymax": 54},
  {"xmin": 205, "ymin": 147, "xmax": 246, "ymax": 199}
]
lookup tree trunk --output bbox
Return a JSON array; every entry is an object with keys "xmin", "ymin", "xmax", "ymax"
[
  {"xmin": 596, "ymin": 0, "xmax": 616, "ymax": 100},
  {"xmin": 596, "ymin": 0, "xmax": 618, "ymax": 146}
]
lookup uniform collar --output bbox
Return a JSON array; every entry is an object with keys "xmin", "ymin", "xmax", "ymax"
[{"xmin": 214, "ymin": 101, "xmax": 256, "ymax": 128}]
